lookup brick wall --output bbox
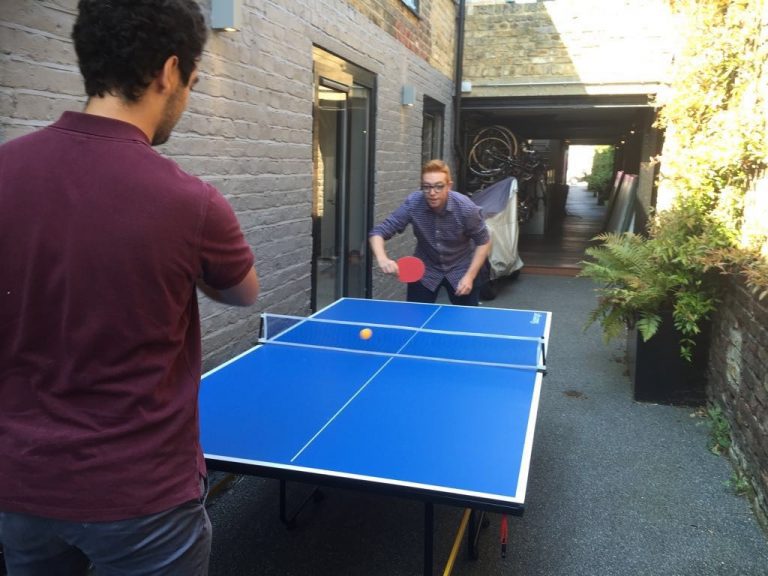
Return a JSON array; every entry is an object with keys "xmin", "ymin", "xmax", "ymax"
[
  {"xmin": 708, "ymin": 277, "xmax": 768, "ymax": 531},
  {"xmin": 463, "ymin": 0, "xmax": 677, "ymax": 97},
  {"xmin": 0, "ymin": 0, "xmax": 456, "ymax": 368},
  {"xmin": 346, "ymin": 0, "xmax": 456, "ymax": 79}
]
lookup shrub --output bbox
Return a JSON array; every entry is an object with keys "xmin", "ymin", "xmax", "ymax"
[
  {"xmin": 581, "ymin": 202, "xmax": 731, "ymax": 361},
  {"xmin": 585, "ymin": 146, "xmax": 614, "ymax": 199}
]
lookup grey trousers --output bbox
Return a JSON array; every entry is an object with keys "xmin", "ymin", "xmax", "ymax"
[{"xmin": 0, "ymin": 487, "xmax": 211, "ymax": 576}]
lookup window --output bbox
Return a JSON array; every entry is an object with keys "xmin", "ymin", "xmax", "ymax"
[
  {"xmin": 422, "ymin": 97, "xmax": 445, "ymax": 165},
  {"xmin": 401, "ymin": 0, "xmax": 418, "ymax": 14}
]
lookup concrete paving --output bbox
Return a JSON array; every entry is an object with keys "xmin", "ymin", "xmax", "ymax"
[{"xmin": 206, "ymin": 274, "xmax": 768, "ymax": 576}]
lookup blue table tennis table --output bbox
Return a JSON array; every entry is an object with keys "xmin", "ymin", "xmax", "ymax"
[{"xmin": 200, "ymin": 297, "xmax": 551, "ymax": 575}]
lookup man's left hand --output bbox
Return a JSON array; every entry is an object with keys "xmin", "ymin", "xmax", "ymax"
[{"xmin": 455, "ymin": 274, "xmax": 474, "ymax": 296}]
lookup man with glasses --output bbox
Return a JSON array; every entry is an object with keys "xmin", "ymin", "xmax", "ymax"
[{"xmin": 369, "ymin": 159, "xmax": 491, "ymax": 305}]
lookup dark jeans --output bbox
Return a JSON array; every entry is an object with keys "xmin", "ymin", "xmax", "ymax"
[
  {"xmin": 407, "ymin": 277, "xmax": 480, "ymax": 306},
  {"xmin": 0, "ymin": 479, "xmax": 211, "ymax": 576}
]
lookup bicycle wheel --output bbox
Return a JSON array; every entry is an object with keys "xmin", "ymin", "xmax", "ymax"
[
  {"xmin": 471, "ymin": 126, "xmax": 519, "ymax": 158},
  {"xmin": 468, "ymin": 136, "xmax": 511, "ymax": 177}
]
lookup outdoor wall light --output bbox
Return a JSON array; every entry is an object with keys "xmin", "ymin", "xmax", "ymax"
[
  {"xmin": 401, "ymin": 85, "xmax": 415, "ymax": 107},
  {"xmin": 211, "ymin": 0, "xmax": 242, "ymax": 31}
]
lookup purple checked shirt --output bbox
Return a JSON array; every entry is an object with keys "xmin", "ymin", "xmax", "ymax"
[{"xmin": 370, "ymin": 190, "xmax": 490, "ymax": 291}]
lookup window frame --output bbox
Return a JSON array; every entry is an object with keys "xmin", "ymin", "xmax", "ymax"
[{"xmin": 400, "ymin": 0, "xmax": 419, "ymax": 15}]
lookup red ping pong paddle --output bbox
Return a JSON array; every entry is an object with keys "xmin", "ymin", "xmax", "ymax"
[{"xmin": 397, "ymin": 256, "xmax": 425, "ymax": 283}]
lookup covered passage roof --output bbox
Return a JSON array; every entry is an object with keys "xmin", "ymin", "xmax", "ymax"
[{"xmin": 461, "ymin": 93, "xmax": 656, "ymax": 144}]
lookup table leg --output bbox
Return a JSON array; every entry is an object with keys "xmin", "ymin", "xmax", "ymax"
[
  {"xmin": 424, "ymin": 502, "xmax": 434, "ymax": 576},
  {"xmin": 279, "ymin": 479, "xmax": 323, "ymax": 529},
  {"xmin": 279, "ymin": 479, "xmax": 288, "ymax": 525},
  {"xmin": 467, "ymin": 509, "xmax": 488, "ymax": 560}
]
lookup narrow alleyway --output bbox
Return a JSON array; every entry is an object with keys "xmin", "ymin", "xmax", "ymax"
[{"xmin": 518, "ymin": 183, "xmax": 606, "ymax": 274}]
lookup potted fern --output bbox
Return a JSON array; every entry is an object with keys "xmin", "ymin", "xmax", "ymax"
[{"xmin": 580, "ymin": 202, "xmax": 732, "ymax": 404}]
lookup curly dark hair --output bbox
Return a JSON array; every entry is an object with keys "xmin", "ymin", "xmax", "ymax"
[{"xmin": 72, "ymin": 0, "xmax": 208, "ymax": 102}]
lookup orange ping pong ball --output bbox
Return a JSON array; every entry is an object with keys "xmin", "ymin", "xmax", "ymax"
[{"xmin": 359, "ymin": 328, "xmax": 373, "ymax": 340}]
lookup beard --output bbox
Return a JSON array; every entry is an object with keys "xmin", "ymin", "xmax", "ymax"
[{"xmin": 152, "ymin": 86, "xmax": 185, "ymax": 146}]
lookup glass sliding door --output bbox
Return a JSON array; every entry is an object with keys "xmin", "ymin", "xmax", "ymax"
[
  {"xmin": 345, "ymin": 84, "xmax": 371, "ymax": 299},
  {"xmin": 313, "ymin": 81, "xmax": 348, "ymax": 309},
  {"xmin": 311, "ymin": 47, "xmax": 375, "ymax": 311}
]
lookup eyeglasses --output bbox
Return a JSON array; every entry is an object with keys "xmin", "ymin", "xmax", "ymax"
[{"xmin": 421, "ymin": 182, "xmax": 447, "ymax": 193}]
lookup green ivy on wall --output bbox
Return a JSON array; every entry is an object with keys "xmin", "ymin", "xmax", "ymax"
[{"xmin": 656, "ymin": 0, "xmax": 768, "ymax": 296}]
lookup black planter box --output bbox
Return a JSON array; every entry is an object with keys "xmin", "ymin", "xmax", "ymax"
[{"xmin": 626, "ymin": 312, "xmax": 709, "ymax": 406}]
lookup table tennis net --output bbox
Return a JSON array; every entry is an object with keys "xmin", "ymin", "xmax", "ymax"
[{"xmin": 260, "ymin": 313, "xmax": 545, "ymax": 371}]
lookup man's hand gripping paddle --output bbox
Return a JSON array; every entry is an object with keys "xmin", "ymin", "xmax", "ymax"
[{"xmin": 397, "ymin": 256, "xmax": 425, "ymax": 283}]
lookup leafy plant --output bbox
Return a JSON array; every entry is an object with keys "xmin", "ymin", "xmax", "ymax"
[
  {"xmin": 585, "ymin": 146, "xmax": 614, "ymax": 200},
  {"xmin": 700, "ymin": 245, "xmax": 768, "ymax": 301},
  {"xmin": 705, "ymin": 403, "xmax": 731, "ymax": 455},
  {"xmin": 581, "ymin": 202, "xmax": 730, "ymax": 361},
  {"xmin": 703, "ymin": 404, "xmax": 753, "ymax": 498},
  {"xmin": 655, "ymin": 0, "xmax": 768, "ymax": 294},
  {"xmin": 726, "ymin": 471, "xmax": 753, "ymax": 498}
]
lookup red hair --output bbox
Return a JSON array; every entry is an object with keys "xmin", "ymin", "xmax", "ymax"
[{"xmin": 421, "ymin": 159, "xmax": 452, "ymax": 182}]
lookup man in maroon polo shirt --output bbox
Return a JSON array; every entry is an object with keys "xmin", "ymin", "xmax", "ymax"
[{"xmin": 0, "ymin": 1, "xmax": 259, "ymax": 574}]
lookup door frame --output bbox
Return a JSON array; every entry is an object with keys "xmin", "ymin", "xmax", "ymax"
[{"xmin": 311, "ymin": 46, "xmax": 377, "ymax": 311}]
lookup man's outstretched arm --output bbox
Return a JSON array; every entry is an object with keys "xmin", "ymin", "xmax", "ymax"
[{"xmin": 197, "ymin": 266, "xmax": 259, "ymax": 306}]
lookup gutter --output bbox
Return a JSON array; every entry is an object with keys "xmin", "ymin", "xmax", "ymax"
[
  {"xmin": 471, "ymin": 80, "xmax": 667, "ymax": 88},
  {"xmin": 453, "ymin": 0, "xmax": 466, "ymax": 186}
]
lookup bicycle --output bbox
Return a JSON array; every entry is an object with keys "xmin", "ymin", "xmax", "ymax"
[{"xmin": 467, "ymin": 126, "xmax": 547, "ymax": 224}]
